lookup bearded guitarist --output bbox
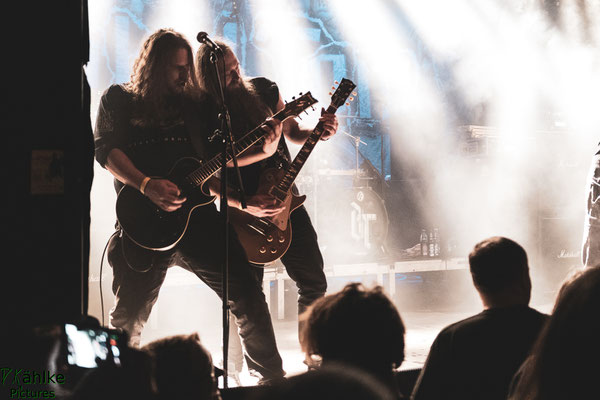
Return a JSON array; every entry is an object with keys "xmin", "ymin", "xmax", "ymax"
[{"xmin": 195, "ymin": 41, "xmax": 339, "ymax": 340}]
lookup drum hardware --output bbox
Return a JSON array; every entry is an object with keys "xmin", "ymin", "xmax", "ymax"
[
  {"xmin": 341, "ymin": 130, "xmax": 368, "ymax": 180},
  {"xmin": 301, "ymin": 130, "xmax": 389, "ymax": 261},
  {"xmin": 318, "ymin": 186, "xmax": 389, "ymax": 259}
]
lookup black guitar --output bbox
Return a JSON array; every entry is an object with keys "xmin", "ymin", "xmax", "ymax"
[{"xmin": 116, "ymin": 92, "xmax": 318, "ymax": 251}]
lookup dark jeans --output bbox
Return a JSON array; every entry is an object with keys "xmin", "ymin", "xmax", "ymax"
[
  {"xmin": 107, "ymin": 206, "xmax": 285, "ymax": 380},
  {"xmin": 278, "ymin": 205, "xmax": 327, "ymax": 314},
  {"xmin": 229, "ymin": 206, "xmax": 327, "ymax": 370}
]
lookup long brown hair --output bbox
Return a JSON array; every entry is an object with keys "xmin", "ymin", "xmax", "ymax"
[
  {"xmin": 128, "ymin": 29, "xmax": 199, "ymax": 121},
  {"xmin": 194, "ymin": 39, "xmax": 272, "ymax": 136},
  {"xmin": 194, "ymin": 38, "xmax": 235, "ymax": 100}
]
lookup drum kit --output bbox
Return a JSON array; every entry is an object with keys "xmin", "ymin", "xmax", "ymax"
[{"xmin": 297, "ymin": 130, "xmax": 390, "ymax": 260}]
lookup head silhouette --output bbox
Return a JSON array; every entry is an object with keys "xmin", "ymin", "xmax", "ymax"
[
  {"xmin": 142, "ymin": 332, "xmax": 219, "ymax": 400},
  {"xmin": 300, "ymin": 283, "xmax": 405, "ymax": 374},
  {"xmin": 508, "ymin": 265, "xmax": 600, "ymax": 400},
  {"xmin": 469, "ymin": 236, "xmax": 531, "ymax": 308}
]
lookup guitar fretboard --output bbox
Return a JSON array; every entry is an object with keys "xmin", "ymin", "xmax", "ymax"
[
  {"xmin": 183, "ymin": 95, "xmax": 313, "ymax": 188},
  {"xmin": 185, "ymin": 126, "xmax": 266, "ymax": 187},
  {"xmin": 275, "ymin": 104, "xmax": 337, "ymax": 195}
]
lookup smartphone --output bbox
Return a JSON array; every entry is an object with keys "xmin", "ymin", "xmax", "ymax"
[{"xmin": 64, "ymin": 323, "xmax": 124, "ymax": 368}]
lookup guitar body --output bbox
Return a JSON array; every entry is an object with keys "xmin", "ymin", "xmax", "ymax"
[
  {"xmin": 229, "ymin": 168, "xmax": 306, "ymax": 264},
  {"xmin": 116, "ymin": 157, "xmax": 216, "ymax": 251}
]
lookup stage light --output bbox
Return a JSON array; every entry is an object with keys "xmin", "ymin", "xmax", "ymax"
[{"xmin": 248, "ymin": 0, "xmax": 325, "ymax": 112}]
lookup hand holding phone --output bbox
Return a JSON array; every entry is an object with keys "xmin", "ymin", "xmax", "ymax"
[{"xmin": 64, "ymin": 323, "xmax": 125, "ymax": 368}]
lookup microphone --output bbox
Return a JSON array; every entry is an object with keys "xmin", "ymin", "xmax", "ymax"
[{"xmin": 197, "ymin": 32, "xmax": 222, "ymax": 53}]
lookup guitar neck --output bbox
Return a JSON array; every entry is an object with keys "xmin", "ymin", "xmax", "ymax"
[
  {"xmin": 275, "ymin": 104, "xmax": 338, "ymax": 195},
  {"xmin": 185, "ymin": 110, "xmax": 289, "ymax": 188}
]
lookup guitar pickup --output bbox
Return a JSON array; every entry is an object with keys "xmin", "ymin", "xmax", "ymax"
[
  {"xmin": 268, "ymin": 186, "xmax": 288, "ymax": 202},
  {"xmin": 247, "ymin": 225, "xmax": 264, "ymax": 235}
]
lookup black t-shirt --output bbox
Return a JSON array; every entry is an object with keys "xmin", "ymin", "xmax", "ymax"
[
  {"xmin": 411, "ymin": 305, "xmax": 548, "ymax": 400},
  {"xmin": 94, "ymin": 84, "xmax": 214, "ymax": 193},
  {"xmin": 224, "ymin": 77, "xmax": 296, "ymax": 196}
]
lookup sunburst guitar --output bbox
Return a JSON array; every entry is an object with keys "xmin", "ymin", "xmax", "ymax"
[{"xmin": 230, "ymin": 78, "xmax": 357, "ymax": 264}]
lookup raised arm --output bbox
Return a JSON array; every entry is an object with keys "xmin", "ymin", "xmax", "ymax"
[
  {"xmin": 230, "ymin": 117, "xmax": 283, "ymax": 167},
  {"xmin": 280, "ymin": 94, "xmax": 339, "ymax": 145}
]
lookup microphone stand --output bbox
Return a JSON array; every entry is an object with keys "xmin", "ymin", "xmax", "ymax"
[
  {"xmin": 208, "ymin": 48, "xmax": 247, "ymax": 389},
  {"xmin": 341, "ymin": 130, "xmax": 367, "ymax": 182}
]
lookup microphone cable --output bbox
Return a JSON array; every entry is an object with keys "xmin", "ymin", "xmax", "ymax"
[{"xmin": 99, "ymin": 230, "xmax": 119, "ymax": 327}]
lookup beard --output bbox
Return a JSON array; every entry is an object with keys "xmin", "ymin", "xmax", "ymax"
[
  {"xmin": 224, "ymin": 79, "xmax": 273, "ymax": 138},
  {"xmin": 169, "ymin": 80, "xmax": 186, "ymax": 95}
]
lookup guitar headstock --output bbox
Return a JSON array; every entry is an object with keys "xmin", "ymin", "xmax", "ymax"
[
  {"xmin": 279, "ymin": 92, "xmax": 318, "ymax": 121},
  {"xmin": 329, "ymin": 78, "xmax": 357, "ymax": 111}
]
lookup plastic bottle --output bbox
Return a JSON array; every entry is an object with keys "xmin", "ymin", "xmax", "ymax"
[
  {"xmin": 429, "ymin": 229, "xmax": 435, "ymax": 257},
  {"xmin": 420, "ymin": 229, "xmax": 428, "ymax": 257}
]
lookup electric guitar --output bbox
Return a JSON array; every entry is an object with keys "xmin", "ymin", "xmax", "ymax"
[
  {"xmin": 115, "ymin": 92, "xmax": 318, "ymax": 251},
  {"xmin": 229, "ymin": 78, "xmax": 357, "ymax": 264}
]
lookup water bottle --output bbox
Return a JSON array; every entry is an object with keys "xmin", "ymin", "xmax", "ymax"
[
  {"xmin": 433, "ymin": 228, "xmax": 440, "ymax": 256},
  {"xmin": 420, "ymin": 229, "xmax": 428, "ymax": 257},
  {"xmin": 429, "ymin": 229, "xmax": 435, "ymax": 257}
]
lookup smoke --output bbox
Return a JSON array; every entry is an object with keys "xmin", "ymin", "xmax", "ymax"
[{"xmin": 322, "ymin": 0, "xmax": 600, "ymax": 304}]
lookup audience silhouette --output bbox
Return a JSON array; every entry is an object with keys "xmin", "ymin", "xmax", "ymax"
[
  {"xmin": 11, "ymin": 235, "xmax": 593, "ymax": 400},
  {"xmin": 68, "ymin": 347, "xmax": 157, "ymax": 400},
  {"xmin": 247, "ymin": 363, "xmax": 396, "ymax": 400},
  {"xmin": 411, "ymin": 236, "xmax": 548, "ymax": 400},
  {"xmin": 142, "ymin": 332, "xmax": 221, "ymax": 400},
  {"xmin": 507, "ymin": 265, "xmax": 600, "ymax": 400},
  {"xmin": 299, "ymin": 282, "xmax": 406, "ymax": 399}
]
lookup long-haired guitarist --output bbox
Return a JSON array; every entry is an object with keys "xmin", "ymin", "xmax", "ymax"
[
  {"xmin": 195, "ymin": 39, "xmax": 339, "ymax": 371},
  {"xmin": 93, "ymin": 28, "xmax": 286, "ymax": 383}
]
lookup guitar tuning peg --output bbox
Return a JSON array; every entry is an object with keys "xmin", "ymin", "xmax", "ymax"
[
  {"xmin": 334, "ymin": 80, "xmax": 339, "ymax": 85},
  {"xmin": 292, "ymin": 96, "xmax": 296, "ymax": 100},
  {"xmin": 311, "ymin": 106, "xmax": 315, "ymax": 110},
  {"xmin": 352, "ymin": 92, "xmax": 357, "ymax": 96},
  {"xmin": 349, "ymin": 97, "xmax": 354, "ymax": 101},
  {"xmin": 345, "ymin": 102, "xmax": 350, "ymax": 106},
  {"xmin": 331, "ymin": 86, "xmax": 336, "ymax": 90},
  {"xmin": 299, "ymin": 92, "xmax": 303, "ymax": 95},
  {"xmin": 328, "ymin": 92, "xmax": 332, "ymax": 96},
  {"xmin": 297, "ymin": 115, "xmax": 303, "ymax": 120}
]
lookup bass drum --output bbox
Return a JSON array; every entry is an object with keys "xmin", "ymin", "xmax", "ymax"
[{"xmin": 318, "ymin": 186, "xmax": 389, "ymax": 259}]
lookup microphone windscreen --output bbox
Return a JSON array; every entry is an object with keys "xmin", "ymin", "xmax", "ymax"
[{"xmin": 197, "ymin": 32, "xmax": 207, "ymax": 43}]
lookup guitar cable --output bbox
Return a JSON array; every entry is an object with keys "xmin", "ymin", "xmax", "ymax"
[{"xmin": 99, "ymin": 230, "xmax": 120, "ymax": 327}]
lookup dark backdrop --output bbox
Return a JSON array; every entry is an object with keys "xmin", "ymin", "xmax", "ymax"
[{"xmin": 3, "ymin": 1, "xmax": 92, "ymax": 337}]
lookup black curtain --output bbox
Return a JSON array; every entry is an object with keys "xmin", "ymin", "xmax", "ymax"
[{"xmin": 2, "ymin": 0, "xmax": 92, "ymax": 336}]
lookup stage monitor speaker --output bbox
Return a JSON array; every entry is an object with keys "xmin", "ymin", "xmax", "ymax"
[{"xmin": 537, "ymin": 215, "xmax": 583, "ymax": 291}]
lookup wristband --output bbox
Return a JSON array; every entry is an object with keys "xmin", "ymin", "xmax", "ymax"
[{"xmin": 139, "ymin": 177, "xmax": 152, "ymax": 195}]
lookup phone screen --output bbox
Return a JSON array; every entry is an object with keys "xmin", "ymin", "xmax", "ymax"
[{"xmin": 65, "ymin": 323, "xmax": 122, "ymax": 368}]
